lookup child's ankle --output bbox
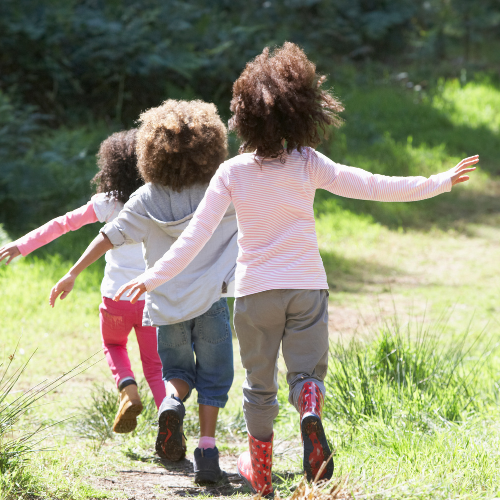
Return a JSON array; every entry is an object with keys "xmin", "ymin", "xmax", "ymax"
[{"xmin": 198, "ymin": 436, "xmax": 216, "ymax": 449}]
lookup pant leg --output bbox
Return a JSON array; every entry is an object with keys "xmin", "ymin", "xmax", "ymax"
[
  {"xmin": 234, "ymin": 290, "xmax": 287, "ymax": 441},
  {"xmin": 157, "ymin": 320, "xmax": 196, "ymax": 401},
  {"xmin": 133, "ymin": 301, "xmax": 166, "ymax": 409},
  {"xmin": 99, "ymin": 297, "xmax": 136, "ymax": 388},
  {"xmin": 191, "ymin": 298, "xmax": 234, "ymax": 408},
  {"xmin": 281, "ymin": 290, "xmax": 330, "ymax": 411}
]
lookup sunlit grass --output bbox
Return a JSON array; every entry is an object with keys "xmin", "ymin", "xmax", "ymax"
[{"xmin": 433, "ymin": 79, "xmax": 500, "ymax": 133}]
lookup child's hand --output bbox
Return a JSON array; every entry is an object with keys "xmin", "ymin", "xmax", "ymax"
[
  {"xmin": 0, "ymin": 243, "xmax": 21, "ymax": 265},
  {"xmin": 49, "ymin": 274, "xmax": 76, "ymax": 307},
  {"xmin": 450, "ymin": 155, "xmax": 479, "ymax": 186},
  {"xmin": 114, "ymin": 279, "xmax": 146, "ymax": 304}
]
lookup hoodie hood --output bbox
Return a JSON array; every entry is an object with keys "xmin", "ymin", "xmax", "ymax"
[{"xmin": 138, "ymin": 183, "xmax": 208, "ymax": 234}]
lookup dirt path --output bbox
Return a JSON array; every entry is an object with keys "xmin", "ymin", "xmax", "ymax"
[{"xmin": 91, "ymin": 455, "xmax": 245, "ymax": 499}]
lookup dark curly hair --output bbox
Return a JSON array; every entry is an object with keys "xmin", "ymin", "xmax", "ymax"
[
  {"xmin": 229, "ymin": 42, "xmax": 344, "ymax": 158},
  {"xmin": 136, "ymin": 100, "xmax": 227, "ymax": 191},
  {"xmin": 91, "ymin": 129, "xmax": 143, "ymax": 203}
]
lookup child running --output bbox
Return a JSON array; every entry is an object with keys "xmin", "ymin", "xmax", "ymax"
[
  {"xmin": 49, "ymin": 100, "xmax": 238, "ymax": 484},
  {"xmin": 0, "ymin": 129, "xmax": 165, "ymax": 433},
  {"xmin": 113, "ymin": 43, "xmax": 478, "ymax": 495}
]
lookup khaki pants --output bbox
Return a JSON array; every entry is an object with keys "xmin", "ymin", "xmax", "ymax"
[{"xmin": 234, "ymin": 289, "xmax": 329, "ymax": 441}]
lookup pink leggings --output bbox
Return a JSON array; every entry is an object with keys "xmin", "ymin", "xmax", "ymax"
[{"xmin": 99, "ymin": 297, "xmax": 165, "ymax": 408}]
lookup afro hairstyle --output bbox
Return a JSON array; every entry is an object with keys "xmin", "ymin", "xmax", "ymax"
[
  {"xmin": 229, "ymin": 42, "xmax": 344, "ymax": 158},
  {"xmin": 136, "ymin": 99, "xmax": 228, "ymax": 191},
  {"xmin": 91, "ymin": 129, "xmax": 143, "ymax": 203}
]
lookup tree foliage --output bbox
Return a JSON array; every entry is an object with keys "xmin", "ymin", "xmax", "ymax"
[
  {"xmin": 0, "ymin": 0, "xmax": 499, "ymax": 232},
  {"xmin": 5, "ymin": 0, "xmax": 497, "ymax": 123}
]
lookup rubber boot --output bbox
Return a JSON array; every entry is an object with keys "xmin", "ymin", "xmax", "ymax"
[
  {"xmin": 299, "ymin": 381, "xmax": 333, "ymax": 482},
  {"xmin": 237, "ymin": 433, "xmax": 273, "ymax": 497},
  {"xmin": 113, "ymin": 383, "xmax": 143, "ymax": 434}
]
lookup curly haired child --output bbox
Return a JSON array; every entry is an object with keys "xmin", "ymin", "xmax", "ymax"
[
  {"xmin": 49, "ymin": 100, "xmax": 238, "ymax": 484},
  {"xmin": 0, "ymin": 129, "xmax": 165, "ymax": 433},
  {"xmin": 114, "ymin": 43, "xmax": 478, "ymax": 495}
]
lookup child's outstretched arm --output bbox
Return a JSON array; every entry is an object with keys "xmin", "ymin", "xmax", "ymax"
[
  {"xmin": 49, "ymin": 233, "xmax": 113, "ymax": 307},
  {"xmin": 313, "ymin": 154, "xmax": 478, "ymax": 201},
  {"xmin": 0, "ymin": 201, "xmax": 98, "ymax": 265}
]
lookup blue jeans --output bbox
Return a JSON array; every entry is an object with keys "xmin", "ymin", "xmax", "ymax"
[{"xmin": 157, "ymin": 298, "xmax": 234, "ymax": 408}]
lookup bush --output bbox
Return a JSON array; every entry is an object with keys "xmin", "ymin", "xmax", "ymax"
[{"xmin": 0, "ymin": 91, "xmax": 110, "ymax": 235}]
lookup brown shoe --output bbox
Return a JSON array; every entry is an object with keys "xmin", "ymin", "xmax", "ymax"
[{"xmin": 113, "ymin": 383, "xmax": 143, "ymax": 434}]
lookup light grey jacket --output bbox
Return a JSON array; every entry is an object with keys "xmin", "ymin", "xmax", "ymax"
[{"xmin": 101, "ymin": 183, "xmax": 238, "ymax": 326}]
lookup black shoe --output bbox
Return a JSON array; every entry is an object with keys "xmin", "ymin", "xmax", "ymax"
[
  {"xmin": 193, "ymin": 447, "xmax": 228, "ymax": 484},
  {"xmin": 156, "ymin": 396, "xmax": 186, "ymax": 461}
]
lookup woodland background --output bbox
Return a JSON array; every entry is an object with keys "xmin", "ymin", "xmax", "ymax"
[{"xmin": 1, "ymin": 0, "xmax": 500, "ymax": 233}]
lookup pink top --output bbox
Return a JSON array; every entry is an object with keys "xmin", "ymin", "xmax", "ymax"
[
  {"xmin": 16, "ymin": 193, "xmax": 146, "ymax": 300},
  {"xmin": 17, "ymin": 201, "xmax": 98, "ymax": 255},
  {"xmin": 140, "ymin": 148, "xmax": 452, "ymax": 297}
]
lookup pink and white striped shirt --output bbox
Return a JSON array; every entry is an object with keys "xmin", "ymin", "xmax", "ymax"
[{"xmin": 141, "ymin": 148, "xmax": 452, "ymax": 297}]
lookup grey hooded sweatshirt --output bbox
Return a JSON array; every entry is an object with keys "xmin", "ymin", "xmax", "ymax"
[{"xmin": 101, "ymin": 183, "xmax": 238, "ymax": 326}]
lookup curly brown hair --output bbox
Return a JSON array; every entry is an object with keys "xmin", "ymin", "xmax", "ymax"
[
  {"xmin": 229, "ymin": 42, "xmax": 344, "ymax": 158},
  {"xmin": 136, "ymin": 100, "xmax": 227, "ymax": 191},
  {"xmin": 91, "ymin": 129, "xmax": 143, "ymax": 203}
]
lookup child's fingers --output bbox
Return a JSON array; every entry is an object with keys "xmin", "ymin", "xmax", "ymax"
[
  {"xmin": 115, "ymin": 282, "xmax": 134, "ymax": 301},
  {"xmin": 49, "ymin": 286, "xmax": 60, "ymax": 307},
  {"xmin": 60, "ymin": 291, "xmax": 70, "ymax": 300},
  {"xmin": 456, "ymin": 156, "xmax": 479, "ymax": 170},
  {"xmin": 455, "ymin": 167, "xmax": 476, "ymax": 176},
  {"xmin": 455, "ymin": 176, "xmax": 470, "ymax": 184},
  {"xmin": 130, "ymin": 287, "xmax": 143, "ymax": 304},
  {"xmin": 458, "ymin": 154, "xmax": 479, "ymax": 164}
]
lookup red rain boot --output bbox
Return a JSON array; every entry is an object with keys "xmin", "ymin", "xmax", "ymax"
[
  {"xmin": 237, "ymin": 433, "xmax": 273, "ymax": 496},
  {"xmin": 299, "ymin": 381, "xmax": 334, "ymax": 482}
]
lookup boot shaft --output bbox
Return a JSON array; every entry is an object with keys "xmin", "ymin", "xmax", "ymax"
[
  {"xmin": 299, "ymin": 381, "xmax": 323, "ymax": 419},
  {"xmin": 237, "ymin": 433, "xmax": 274, "ymax": 496},
  {"xmin": 120, "ymin": 383, "xmax": 142, "ymax": 406}
]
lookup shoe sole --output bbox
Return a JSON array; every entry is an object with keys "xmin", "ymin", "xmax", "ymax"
[
  {"xmin": 195, "ymin": 470, "xmax": 228, "ymax": 485},
  {"xmin": 156, "ymin": 409, "xmax": 186, "ymax": 461},
  {"xmin": 237, "ymin": 465, "xmax": 273, "ymax": 497},
  {"xmin": 113, "ymin": 402, "xmax": 143, "ymax": 434},
  {"xmin": 237, "ymin": 469, "xmax": 257, "ymax": 493},
  {"xmin": 301, "ymin": 414, "xmax": 334, "ymax": 482}
]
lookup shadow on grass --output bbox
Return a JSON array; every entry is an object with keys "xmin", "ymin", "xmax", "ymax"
[{"xmin": 321, "ymin": 249, "xmax": 402, "ymax": 293}]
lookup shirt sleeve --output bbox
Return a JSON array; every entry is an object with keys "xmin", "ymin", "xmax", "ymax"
[
  {"xmin": 101, "ymin": 195, "xmax": 149, "ymax": 246},
  {"xmin": 16, "ymin": 201, "xmax": 98, "ymax": 256},
  {"xmin": 91, "ymin": 193, "xmax": 123, "ymax": 222},
  {"xmin": 139, "ymin": 165, "xmax": 232, "ymax": 292},
  {"xmin": 311, "ymin": 150, "xmax": 453, "ymax": 202}
]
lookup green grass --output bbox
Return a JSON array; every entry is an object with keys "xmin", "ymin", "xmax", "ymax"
[{"xmin": 0, "ymin": 75, "xmax": 500, "ymax": 498}]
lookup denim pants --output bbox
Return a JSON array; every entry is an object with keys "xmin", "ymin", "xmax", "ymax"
[{"xmin": 156, "ymin": 298, "xmax": 234, "ymax": 408}]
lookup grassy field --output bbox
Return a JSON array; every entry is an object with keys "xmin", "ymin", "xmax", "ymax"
[{"xmin": 1, "ymin": 77, "xmax": 500, "ymax": 499}]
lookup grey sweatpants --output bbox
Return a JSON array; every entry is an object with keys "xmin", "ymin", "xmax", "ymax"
[{"xmin": 234, "ymin": 289, "xmax": 329, "ymax": 441}]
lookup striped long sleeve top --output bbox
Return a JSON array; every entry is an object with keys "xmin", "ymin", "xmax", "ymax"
[{"xmin": 140, "ymin": 147, "xmax": 452, "ymax": 297}]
